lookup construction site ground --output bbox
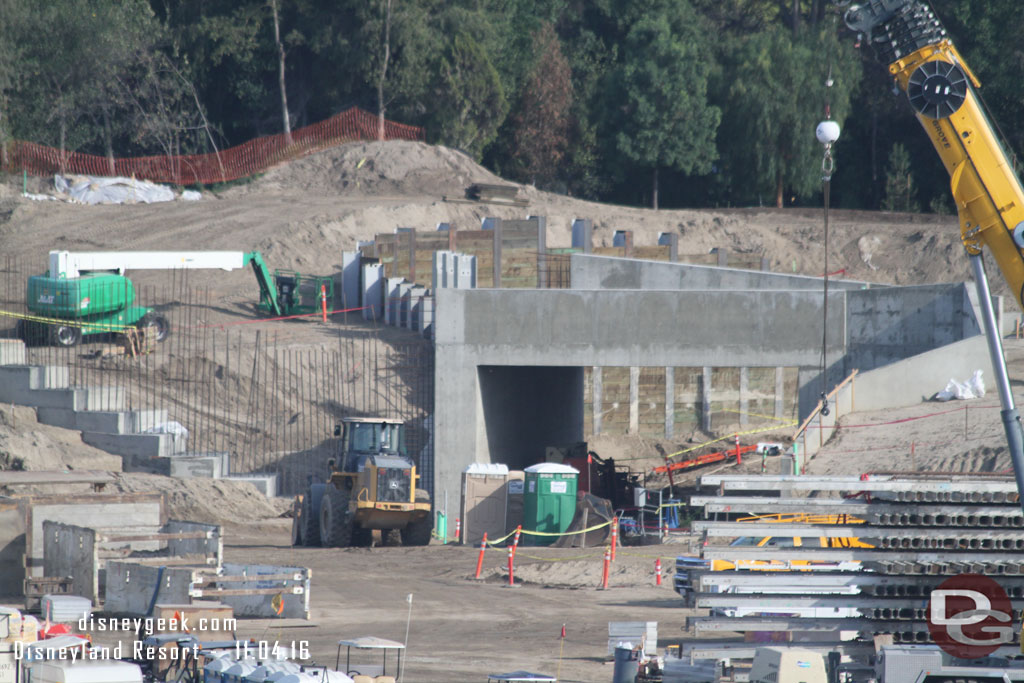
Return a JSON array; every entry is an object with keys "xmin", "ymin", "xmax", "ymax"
[{"xmin": 3, "ymin": 140, "xmax": 1024, "ymax": 678}]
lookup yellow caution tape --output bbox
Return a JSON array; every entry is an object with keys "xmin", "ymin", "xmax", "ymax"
[{"xmin": 0, "ymin": 308, "xmax": 131, "ymax": 333}]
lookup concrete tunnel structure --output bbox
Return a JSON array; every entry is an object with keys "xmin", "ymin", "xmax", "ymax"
[{"xmin": 429, "ymin": 254, "xmax": 996, "ymax": 505}]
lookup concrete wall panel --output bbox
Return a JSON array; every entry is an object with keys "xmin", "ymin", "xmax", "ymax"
[{"xmin": 570, "ymin": 254, "xmax": 877, "ymax": 292}]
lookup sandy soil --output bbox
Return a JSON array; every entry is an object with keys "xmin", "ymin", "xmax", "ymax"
[{"xmin": 223, "ymin": 527, "xmax": 691, "ymax": 683}]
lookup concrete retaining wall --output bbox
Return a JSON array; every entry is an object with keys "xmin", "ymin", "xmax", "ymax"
[{"xmin": 570, "ymin": 254, "xmax": 878, "ymax": 292}]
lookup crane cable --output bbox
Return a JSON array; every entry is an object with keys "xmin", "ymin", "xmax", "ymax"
[{"xmin": 819, "ymin": 57, "xmax": 837, "ymax": 417}]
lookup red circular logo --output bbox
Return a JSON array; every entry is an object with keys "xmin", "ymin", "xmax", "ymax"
[{"xmin": 927, "ymin": 574, "xmax": 1014, "ymax": 659}]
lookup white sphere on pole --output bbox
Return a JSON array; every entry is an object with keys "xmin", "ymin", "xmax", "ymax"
[{"xmin": 816, "ymin": 120, "xmax": 841, "ymax": 145}]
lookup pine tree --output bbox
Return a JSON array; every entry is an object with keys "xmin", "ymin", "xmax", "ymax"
[{"xmin": 882, "ymin": 143, "xmax": 920, "ymax": 213}]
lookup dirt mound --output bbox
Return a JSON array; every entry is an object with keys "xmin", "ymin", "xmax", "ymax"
[
  {"xmin": 229, "ymin": 140, "xmax": 508, "ymax": 199},
  {"xmin": 0, "ymin": 404, "xmax": 122, "ymax": 472},
  {"xmin": 110, "ymin": 472, "xmax": 291, "ymax": 529}
]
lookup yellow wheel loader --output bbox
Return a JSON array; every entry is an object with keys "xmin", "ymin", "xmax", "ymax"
[{"xmin": 291, "ymin": 418, "xmax": 432, "ymax": 548}]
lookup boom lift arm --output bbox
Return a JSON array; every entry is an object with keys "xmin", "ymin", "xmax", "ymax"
[
  {"xmin": 842, "ymin": 0, "xmax": 1024, "ymax": 506},
  {"xmin": 47, "ymin": 249, "xmax": 284, "ymax": 317}
]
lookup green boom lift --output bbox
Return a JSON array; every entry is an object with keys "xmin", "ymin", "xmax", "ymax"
[{"xmin": 20, "ymin": 250, "xmax": 333, "ymax": 346}]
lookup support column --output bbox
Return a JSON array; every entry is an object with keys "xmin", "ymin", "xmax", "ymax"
[
  {"xmin": 629, "ymin": 366, "xmax": 640, "ymax": 434},
  {"xmin": 593, "ymin": 367, "xmax": 603, "ymax": 435},
  {"xmin": 532, "ymin": 215, "xmax": 547, "ymax": 289},
  {"xmin": 665, "ymin": 367, "xmax": 675, "ymax": 440},
  {"xmin": 739, "ymin": 367, "xmax": 749, "ymax": 427},
  {"xmin": 701, "ymin": 367, "xmax": 713, "ymax": 432},
  {"xmin": 492, "ymin": 218, "xmax": 503, "ymax": 288}
]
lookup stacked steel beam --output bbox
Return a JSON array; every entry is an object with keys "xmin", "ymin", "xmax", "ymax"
[{"xmin": 678, "ymin": 473, "xmax": 1024, "ymax": 660}]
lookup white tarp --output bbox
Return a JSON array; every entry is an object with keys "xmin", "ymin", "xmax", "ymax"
[
  {"xmin": 53, "ymin": 174, "xmax": 184, "ymax": 204},
  {"xmin": 935, "ymin": 369, "xmax": 986, "ymax": 401}
]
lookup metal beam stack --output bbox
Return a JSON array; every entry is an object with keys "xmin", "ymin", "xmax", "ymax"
[{"xmin": 679, "ymin": 473, "xmax": 1024, "ymax": 660}]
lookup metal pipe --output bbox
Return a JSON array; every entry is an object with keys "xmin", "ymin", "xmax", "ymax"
[{"xmin": 970, "ymin": 252, "xmax": 1024, "ymax": 515}]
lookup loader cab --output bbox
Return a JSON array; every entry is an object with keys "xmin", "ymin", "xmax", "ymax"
[{"xmin": 335, "ymin": 418, "xmax": 408, "ymax": 473}]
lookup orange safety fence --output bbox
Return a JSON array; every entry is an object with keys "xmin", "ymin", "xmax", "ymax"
[{"xmin": 1, "ymin": 107, "xmax": 424, "ymax": 186}]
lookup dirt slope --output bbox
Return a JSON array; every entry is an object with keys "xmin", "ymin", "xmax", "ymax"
[{"xmin": 0, "ymin": 139, "xmax": 1018, "ymax": 510}]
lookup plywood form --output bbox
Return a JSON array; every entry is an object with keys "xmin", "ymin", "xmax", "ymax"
[
  {"xmin": 600, "ymin": 367, "xmax": 631, "ymax": 433},
  {"xmin": 673, "ymin": 367, "xmax": 703, "ymax": 434},
  {"xmin": 637, "ymin": 367, "xmax": 666, "ymax": 438},
  {"xmin": 709, "ymin": 367, "xmax": 741, "ymax": 432}
]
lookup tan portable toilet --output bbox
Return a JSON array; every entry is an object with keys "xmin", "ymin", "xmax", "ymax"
[
  {"xmin": 506, "ymin": 470, "xmax": 525, "ymax": 535},
  {"xmin": 460, "ymin": 464, "xmax": 510, "ymax": 545}
]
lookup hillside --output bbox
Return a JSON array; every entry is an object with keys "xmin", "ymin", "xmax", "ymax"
[{"xmin": 0, "ymin": 139, "xmax": 1020, "ymax": 496}]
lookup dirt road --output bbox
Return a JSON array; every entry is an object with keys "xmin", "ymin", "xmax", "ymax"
[{"xmin": 226, "ymin": 522, "xmax": 693, "ymax": 682}]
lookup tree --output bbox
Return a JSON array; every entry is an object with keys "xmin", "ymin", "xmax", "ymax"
[
  {"xmin": 376, "ymin": 0, "xmax": 393, "ymax": 141},
  {"xmin": 601, "ymin": 0, "xmax": 720, "ymax": 209},
  {"xmin": 431, "ymin": 33, "xmax": 508, "ymax": 159},
  {"xmin": 509, "ymin": 23, "xmax": 573, "ymax": 188},
  {"xmin": 715, "ymin": 23, "xmax": 859, "ymax": 207},
  {"xmin": 269, "ymin": 0, "xmax": 292, "ymax": 144},
  {"xmin": 881, "ymin": 143, "xmax": 919, "ymax": 213}
]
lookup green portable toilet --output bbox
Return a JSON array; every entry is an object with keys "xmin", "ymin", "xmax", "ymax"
[{"xmin": 523, "ymin": 463, "xmax": 579, "ymax": 546}]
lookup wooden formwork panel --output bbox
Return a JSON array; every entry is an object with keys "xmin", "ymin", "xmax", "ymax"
[
  {"xmin": 593, "ymin": 247, "xmax": 627, "ymax": 257},
  {"xmin": 501, "ymin": 248, "xmax": 539, "ymax": 288},
  {"xmin": 680, "ymin": 254, "xmax": 718, "ymax": 266},
  {"xmin": 673, "ymin": 367, "xmax": 703, "ymax": 434},
  {"xmin": 638, "ymin": 367, "xmax": 666, "ymax": 437},
  {"xmin": 632, "ymin": 246, "xmax": 672, "ymax": 261},
  {"xmin": 747, "ymin": 367, "xmax": 780, "ymax": 427},
  {"xmin": 710, "ymin": 367, "xmax": 741, "ymax": 433},
  {"xmin": 600, "ymin": 367, "xmax": 631, "ymax": 434}
]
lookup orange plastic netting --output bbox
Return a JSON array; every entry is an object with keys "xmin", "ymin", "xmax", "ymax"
[{"xmin": 2, "ymin": 107, "xmax": 424, "ymax": 186}]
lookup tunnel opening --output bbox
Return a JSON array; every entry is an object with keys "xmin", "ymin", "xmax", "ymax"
[{"xmin": 477, "ymin": 365, "xmax": 584, "ymax": 470}]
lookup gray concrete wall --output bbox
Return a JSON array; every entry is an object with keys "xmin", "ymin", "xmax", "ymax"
[
  {"xmin": 844, "ymin": 284, "xmax": 981, "ymax": 371},
  {"xmin": 434, "ymin": 287, "xmax": 847, "ymax": 506},
  {"xmin": 25, "ymin": 495, "xmax": 163, "ymax": 578},
  {"xmin": 570, "ymin": 254, "xmax": 879, "ymax": 292},
  {"xmin": 438, "ymin": 288, "xmax": 847, "ymax": 367},
  {"xmin": 851, "ymin": 335, "xmax": 996, "ymax": 412}
]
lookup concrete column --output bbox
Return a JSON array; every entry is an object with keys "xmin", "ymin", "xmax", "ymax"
[
  {"xmin": 361, "ymin": 263, "xmax": 384, "ymax": 320},
  {"xmin": 572, "ymin": 219, "xmax": 593, "ymax": 252},
  {"xmin": 701, "ymin": 367, "xmax": 712, "ymax": 432},
  {"xmin": 657, "ymin": 233, "xmax": 679, "ymax": 262},
  {"xmin": 408, "ymin": 229, "xmax": 417, "ymax": 283},
  {"xmin": 341, "ymin": 251, "xmax": 361, "ymax": 310},
  {"xmin": 593, "ymin": 367, "xmax": 603, "ymax": 435},
  {"xmin": 717, "ymin": 249, "xmax": 728, "ymax": 267},
  {"xmin": 629, "ymin": 366, "xmax": 640, "ymax": 434},
  {"xmin": 665, "ymin": 366, "xmax": 675, "ymax": 440},
  {"xmin": 775, "ymin": 367, "xmax": 785, "ymax": 420},
  {"xmin": 739, "ymin": 367, "xmax": 749, "ymax": 427},
  {"xmin": 532, "ymin": 215, "xmax": 547, "ymax": 289},
  {"xmin": 492, "ymin": 218, "xmax": 503, "ymax": 288}
]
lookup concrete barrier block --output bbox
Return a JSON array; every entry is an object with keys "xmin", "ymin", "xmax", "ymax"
[
  {"xmin": 82, "ymin": 431, "xmax": 186, "ymax": 460},
  {"xmin": 36, "ymin": 408, "xmax": 166, "ymax": 433},
  {"xmin": 0, "ymin": 365, "xmax": 70, "ymax": 397},
  {"xmin": 0, "ymin": 339, "xmax": 27, "ymax": 365},
  {"xmin": 168, "ymin": 454, "xmax": 224, "ymax": 479},
  {"xmin": 224, "ymin": 474, "xmax": 278, "ymax": 498}
]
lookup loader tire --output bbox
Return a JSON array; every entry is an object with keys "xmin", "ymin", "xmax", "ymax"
[
  {"xmin": 320, "ymin": 486, "xmax": 354, "ymax": 548},
  {"xmin": 400, "ymin": 489, "xmax": 433, "ymax": 547},
  {"xmin": 301, "ymin": 484, "xmax": 324, "ymax": 547}
]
